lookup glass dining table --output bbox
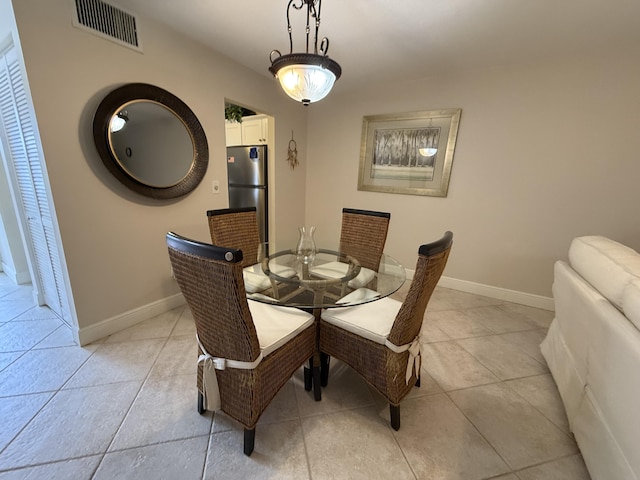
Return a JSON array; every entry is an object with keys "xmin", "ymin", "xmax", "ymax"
[{"xmin": 246, "ymin": 248, "xmax": 406, "ymax": 400}]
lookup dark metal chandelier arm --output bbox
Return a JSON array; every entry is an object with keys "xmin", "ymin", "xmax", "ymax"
[
  {"xmin": 269, "ymin": 50, "xmax": 282, "ymax": 64},
  {"xmin": 305, "ymin": 9, "xmax": 310, "ymax": 54},
  {"xmin": 286, "ymin": 0, "xmax": 301, "ymax": 54},
  {"xmin": 313, "ymin": 0, "xmax": 321, "ymax": 54},
  {"xmin": 320, "ymin": 37, "xmax": 329, "ymax": 56},
  {"xmin": 290, "ymin": 0, "xmax": 305, "ymax": 12},
  {"xmin": 285, "ymin": 0, "xmax": 325, "ymax": 55}
]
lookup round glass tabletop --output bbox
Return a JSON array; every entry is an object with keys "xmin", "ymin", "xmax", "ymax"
[{"xmin": 247, "ymin": 248, "xmax": 406, "ymax": 309}]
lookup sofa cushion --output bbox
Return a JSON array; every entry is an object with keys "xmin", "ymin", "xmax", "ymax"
[
  {"xmin": 568, "ymin": 236, "xmax": 640, "ymax": 310},
  {"xmin": 622, "ymin": 279, "xmax": 640, "ymax": 332}
]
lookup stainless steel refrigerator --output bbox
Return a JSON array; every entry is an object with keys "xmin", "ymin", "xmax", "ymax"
[{"xmin": 226, "ymin": 145, "xmax": 268, "ymax": 244}]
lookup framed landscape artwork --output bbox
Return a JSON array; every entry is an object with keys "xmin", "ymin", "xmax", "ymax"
[{"xmin": 357, "ymin": 109, "xmax": 461, "ymax": 197}]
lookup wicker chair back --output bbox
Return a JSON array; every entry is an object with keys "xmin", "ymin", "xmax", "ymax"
[
  {"xmin": 339, "ymin": 208, "xmax": 391, "ymax": 272},
  {"xmin": 166, "ymin": 232, "xmax": 260, "ymax": 363},
  {"xmin": 207, "ymin": 207, "xmax": 261, "ymax": 268},
  {"xmin": 388, "ymin": 231, "xmax": 454, "ymax": 347},
  {"xmin": 166, "ymin": 231, "xmax": 317, "ymax": 455}
]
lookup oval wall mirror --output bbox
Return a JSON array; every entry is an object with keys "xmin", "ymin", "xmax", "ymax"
[{"xmin": 93, "ymin": 83, "xmax": 208, "ymax": 199}]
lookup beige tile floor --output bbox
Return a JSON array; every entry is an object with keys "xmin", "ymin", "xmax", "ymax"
[{"xmin": 0, "ymin": 273, "xmax": 592, "ymax": 480}]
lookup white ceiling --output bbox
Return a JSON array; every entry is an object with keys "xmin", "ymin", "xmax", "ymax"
[{"xmin": 116, "ymin": 0, "xmax": 640, "ymax": 95}]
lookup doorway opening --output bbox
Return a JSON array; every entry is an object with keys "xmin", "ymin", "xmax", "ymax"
[
  {"xmin": 0, "ymin": 41, "xmax": 76, "ymax": 339},
  {"xmin": 223, "ymin": 101, "xmax": 277, "ymax": 250}
]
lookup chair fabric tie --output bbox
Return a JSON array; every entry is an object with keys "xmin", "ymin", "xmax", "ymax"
[
  {"xmin": 196, "ymin": 334, "xmax": 263, "ymax": 411},
  {"xmin": 384, "ymin": 336, "xmax": 422, "ymax": 384}
]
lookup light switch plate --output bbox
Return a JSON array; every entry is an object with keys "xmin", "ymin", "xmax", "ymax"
[{"xmin": 212, "ymin": 180, "xmax": 220, "ymax": 194}]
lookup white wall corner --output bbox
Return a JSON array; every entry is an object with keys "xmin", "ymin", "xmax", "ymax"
[
  {"xmin": 1, "ymin": 261, "xmax": 30, "ymax": 285},
  {"xmin": 77, "ymin": 292, "xmax": 186, "ymax": 346}
]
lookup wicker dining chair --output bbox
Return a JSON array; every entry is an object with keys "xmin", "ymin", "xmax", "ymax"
[
  {"xmin": 166, "ymin": 232, "xmax": 316, "ymax": 456},
  {"xmin": 310, "ymin": 208, "xmax": 391, "ymax": 385},
  {"xmin": 312, "ymin": 208, "xmax": 391, "ymax": 287},
  {"xmin": 339, "ymin": 208, "xmax": 391, "ymax": 273},
  {"xmin": 207, "ymin": 207, "xmax": 296, "ymax": 293},
  {"xmin": 320, "ymin": 231, "xmax": 453, "ymax": 430},
  {"xmin": 207, "ymin": 207, "xmax": 261, "ymax": 268}
]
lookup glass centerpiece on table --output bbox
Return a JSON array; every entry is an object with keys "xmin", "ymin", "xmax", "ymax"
[{"xmin": 296, "ymin": 226, "xmax": 317, "ymax": 267}]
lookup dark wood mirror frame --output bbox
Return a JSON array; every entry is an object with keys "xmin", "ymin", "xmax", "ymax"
[{"xmin": 92, "ymin": 83, "xmax": 208, "ymax": 199}]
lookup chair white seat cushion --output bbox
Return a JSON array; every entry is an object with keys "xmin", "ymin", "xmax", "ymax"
[
  {"xmin": 243, "ymin": 263, "xmax": 297, "ymax": 293},
  {"xmin": 242, "ymin": 270, "xmax": 272, "ymax": 293},
  {"xmin": 336, "ymin": 287, "xmax": 381, "ymax": 305},
  {"xmin": 248, "ymin": 301, "xmax": 314, "ymax": 357},
  {"xmin": 321, "ymin": 294, "xmax": 402, "ymax": 344},
  {"xmin": 311, "ymin": 261, "xmax": 376, "ymax": 289}
]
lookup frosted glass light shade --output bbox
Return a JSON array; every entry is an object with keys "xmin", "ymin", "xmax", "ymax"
[
  {"xmin": 269, "ymin": 53, "xmax": 342, "ymax": 106},
  {"xmin": 419, "ymin": 147, "xmax": 438, "ymax": 157},
  {"xmin": 277, "ymin": 64, "xmax": 337, "ymax": 105}
]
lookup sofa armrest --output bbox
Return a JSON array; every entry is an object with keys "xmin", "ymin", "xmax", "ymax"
[{"xmin": 568, "ymin": 236, "xmax": 640, "ymax": 310}]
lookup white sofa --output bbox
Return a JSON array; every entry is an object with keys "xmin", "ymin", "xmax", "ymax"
[{"xmin": 541, "ymin": 236, "xmax": 640, "ymax": 480}]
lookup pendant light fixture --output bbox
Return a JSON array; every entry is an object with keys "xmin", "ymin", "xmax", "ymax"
[{"xmin": 269, "ymin": 0, "xmax": 341, "ymax": 106}]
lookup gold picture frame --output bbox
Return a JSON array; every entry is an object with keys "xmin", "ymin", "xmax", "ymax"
[{"xmin": 357, "ymin": 109, "xmax": 461, "ymax": 197}]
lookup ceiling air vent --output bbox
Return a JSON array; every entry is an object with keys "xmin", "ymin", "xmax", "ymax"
[{"xmin": 72, "ymin": 0, "xmax": 142, "ymax": 52}]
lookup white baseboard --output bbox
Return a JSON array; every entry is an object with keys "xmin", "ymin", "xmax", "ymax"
[
  {"xmin": 405, "ymin": 270, "xmax": 554, "ymax": 311},
  {"xmin": 76, "ymin": 273, "xmax": 554, "ymax": 346},
  {"xmin": 77, "ymin": 293, "xmax": 186, "ymax": 346},
  {"xmin": 1, "ymin": 261, "xmax": 31, "ymax": 285}
]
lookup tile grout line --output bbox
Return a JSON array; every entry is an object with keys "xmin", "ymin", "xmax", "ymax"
[
  {"xmin": 98, "ymin": 318, "xmax": 179, "ymax": 458},
  {"xmin": 450, "ymin": 337, "xmax": 544, "ymax": 379},
  {"xmin": 0, "ymin": 308, "xmax": 86, "ymax": 468},
  {"xmin": 0, "ymin": 453, "xmax": 104, "ymax": 475},
  {"xmin": 442, "ymin": 388, "xmax": 516, "ymax": 475},
  {"xmin": 291, "ymin": 372, "xmax": 314, "ymax": 480},
  {"xmin": 0, "ymin": 278, "xmax": 588, "ymax": 479},
  {"xmin": 297, "ymin": 416, "xmax": 314, "ymax": 480},
  {"xmin": 0, "ymin": 390, "xmax": 58, "ymax": 469},
  {"xmin": 506, "ymin": 452, "xmax": 584, "ymax": 477},
  {"xmin": 499, "ymin": 375, "xmax": 577, "ymax": 442},
  {"xmin": 200, "ymin": 426, "xmax": 214, "ymax": 480},
  {"xmin": 386, "ymin": 417, "xmax": 419, "ymax": 480}
]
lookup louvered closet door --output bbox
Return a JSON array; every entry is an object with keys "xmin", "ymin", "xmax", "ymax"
[{"xmin": 0, "ymin": 45, "xmax": 69, "ymax": 324}]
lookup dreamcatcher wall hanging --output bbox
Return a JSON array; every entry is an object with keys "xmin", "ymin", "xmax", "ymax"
[{"xmin": 287, "ymin": 131, "xmax": 299, "ymax": 169}]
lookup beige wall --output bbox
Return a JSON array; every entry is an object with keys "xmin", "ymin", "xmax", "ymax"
[
  {"xmin": 5, "ymin": 0, "xmax": 308, "ymax": 342},
  {"xmin": 5, "ymin": 0, "xmax": 640, "ymax": 339},
  {"xmin": 305, "ymin": 53, "xmax": 640, "ymax": 300}
]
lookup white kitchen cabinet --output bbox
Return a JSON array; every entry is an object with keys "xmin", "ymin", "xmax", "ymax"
[
  {"xmin": 225, "ymin": 114, "xmax": 268, "ymax": 146},
  {"xmin": 224, "ymin": 120, "xmax": 242, "ymax": 146},
  {"xmin": 241, "ymin": 115, "xmax": 268, "ymax": 145}
]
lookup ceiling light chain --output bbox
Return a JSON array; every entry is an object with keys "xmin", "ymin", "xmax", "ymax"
[{"xmin": 269, "ymin": 0, "xmax": 342, "ymax": 106}]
